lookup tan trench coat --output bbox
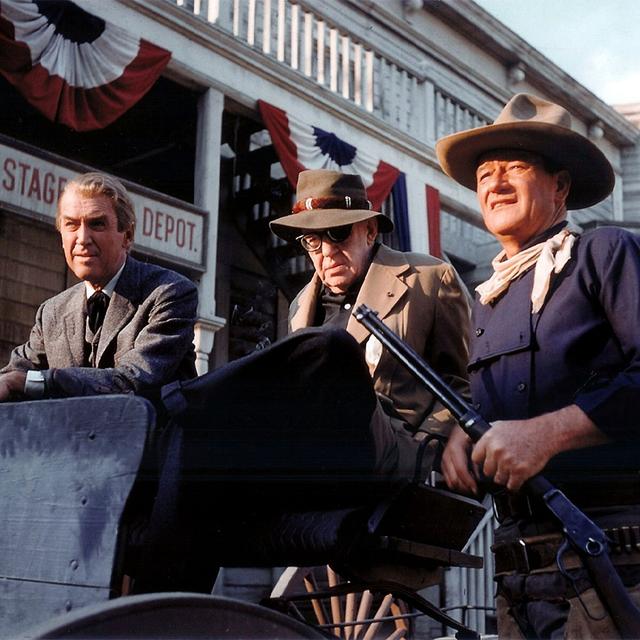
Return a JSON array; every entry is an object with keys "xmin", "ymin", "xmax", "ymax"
[{"xmin": 289, "ymin": 244, "xmax": 470, "ymax": 471}]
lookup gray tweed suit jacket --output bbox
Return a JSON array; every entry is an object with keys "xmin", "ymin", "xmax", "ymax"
[{"xmin": 2, "ymin": 255, "xmax": 198, "ymax": 399}]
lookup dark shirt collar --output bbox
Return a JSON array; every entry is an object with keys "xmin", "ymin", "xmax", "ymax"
[{"xmin": 318, "ymin": 279, "xmax": 362, "ymax": 328}]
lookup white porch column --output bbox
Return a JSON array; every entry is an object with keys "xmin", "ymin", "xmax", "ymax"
[
  {"xmin": 612, "ymin": 170, "xmax": 624, "ymax": 221},
  {"xmin": 194, "ymin": 87, "xmax": 226, "ymax": 375},
  {"xmin": 404, "ymin": 170, "xmax": 429, "ymax": 254}
]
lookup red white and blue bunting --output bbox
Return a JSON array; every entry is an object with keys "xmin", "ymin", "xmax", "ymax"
[
  {"xmin": 0, "ymin": 0, "xmax": 171, "ymax": 131},
  {"xmin": 258, "ymin": 100, "xmax": 401, "ymax": 214}
]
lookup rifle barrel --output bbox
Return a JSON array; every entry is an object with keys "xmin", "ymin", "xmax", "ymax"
[
  {"xmin": 354, "ymin": 303, "xmax": 640, "ymax": 638},
  {"xmin": 355, "ymin": 305, "xmax": 476, "ymax": 428}
]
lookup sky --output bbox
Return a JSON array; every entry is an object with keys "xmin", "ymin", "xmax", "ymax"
[{"xmin": 474, "ymin": 0, "xmax": 640, "ymax": 106}]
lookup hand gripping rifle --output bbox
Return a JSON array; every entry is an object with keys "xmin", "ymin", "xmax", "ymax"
[{"xmin": 355, "ymin": 304, "xmax": 640, "ymax": 638}]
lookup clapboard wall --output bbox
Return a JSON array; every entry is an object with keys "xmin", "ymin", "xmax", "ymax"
[{"xmin": 0, "ymin": 212, "xmax": 67, "ymax": 366}]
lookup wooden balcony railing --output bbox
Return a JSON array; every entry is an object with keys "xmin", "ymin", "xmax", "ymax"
[{"xmin": 170, "ymin": 0, "xmax": 490, "ymax": 144}]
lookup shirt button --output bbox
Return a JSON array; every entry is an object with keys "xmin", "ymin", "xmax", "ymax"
[
  {"xmin": 475, "ymin": 328, "xmax": 484, "ymax": 337},
  {"xmin": 344, "ymin": 303, "xmax": 352, "ymax": 310},
  {"xmin": 516, "ymin": 382, "xmax": 527, "ymax": 392}
]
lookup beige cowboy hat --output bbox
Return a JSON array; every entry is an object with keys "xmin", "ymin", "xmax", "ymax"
[
  {"xmin": 269, "ymin": 169, "xmax": 394, "ymax": 242},
  {"xmin": 435, "ymin": 93, "xmax": 614, "ymax": 210}
]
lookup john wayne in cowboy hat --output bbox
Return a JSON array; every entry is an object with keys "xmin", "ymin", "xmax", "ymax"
[{"xmin": 437, "ymin": 92, "xmax": 640, "ymax": 639}]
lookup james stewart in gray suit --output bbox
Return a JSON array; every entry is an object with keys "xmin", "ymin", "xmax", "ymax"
[{"xmin": 0, "ymin": 171, "xmax": 197, "ymax": 403}]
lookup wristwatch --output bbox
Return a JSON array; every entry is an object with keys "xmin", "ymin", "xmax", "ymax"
[{"xmin": 24, "ymin": 370, "xmax": 46, "ymax": 399}]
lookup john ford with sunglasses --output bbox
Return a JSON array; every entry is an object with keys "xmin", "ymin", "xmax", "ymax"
[{"xmin": 270, "ymin": 169, "xmax": 471, "ymax": 478}]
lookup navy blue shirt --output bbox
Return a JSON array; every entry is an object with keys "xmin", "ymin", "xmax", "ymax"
[{"xmin": 469, "ymin": 225, "xmax": 640, "ymax": 481}]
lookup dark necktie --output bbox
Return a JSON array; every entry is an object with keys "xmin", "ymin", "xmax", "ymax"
[{"xmin": 87, "ymin": 291, "xmax": 109, "ymax": 334}]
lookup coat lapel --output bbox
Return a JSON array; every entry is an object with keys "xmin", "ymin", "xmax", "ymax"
[
  {"xmin": 346, "ymin": 245, "xmax": 410, "ymax": 344},
  {"xmin": 96, "ymin": 257, "xmax": 138, "ymax": 366},
  {"xmin": 290, "ymin": 274, "xmax": 322, "ymax": 332},
  {"xmin": 62, "ymin": 285, "xmax": 88, "ymax": 366}
]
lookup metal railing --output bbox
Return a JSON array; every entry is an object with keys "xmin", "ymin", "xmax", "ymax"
[
  {"xmin": 434, "ymin": 91, "xmax": 490, "ymax": 139},
  {"xmin": 443, "ymin": 500, "xmax": 496, "ymax": 636}
]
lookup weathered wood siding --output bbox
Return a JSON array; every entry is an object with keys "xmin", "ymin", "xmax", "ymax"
[{"xmin": 0, "ymin": 213, "xmax": 66, "ymax": 365}]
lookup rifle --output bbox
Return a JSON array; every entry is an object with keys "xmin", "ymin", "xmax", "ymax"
[{"xmin": 355, "ymin": 303, "xmax": 640, "ymax": 639}]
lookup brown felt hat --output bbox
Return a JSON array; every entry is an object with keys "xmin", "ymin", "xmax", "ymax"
[
  {"xmin": 435, "ymin": 93, "xmax": 614, "ymax": 210},
  {"xmin": 269, "ymin": 169, "xmax": 394, "ymax": 242}
]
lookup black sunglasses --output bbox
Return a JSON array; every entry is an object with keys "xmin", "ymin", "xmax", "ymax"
[{"xmin": 296, "ymin": 224, "xmax": 353, "ymax": 252}]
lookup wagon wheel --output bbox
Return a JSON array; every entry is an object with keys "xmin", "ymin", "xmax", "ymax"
[
  {"xmin": 268, "ymin": 565, "xmax": 414, "ymax": 640},
  {"xmin": 27, "ymin": 593, "xmax": 325, "ymax": 639}
]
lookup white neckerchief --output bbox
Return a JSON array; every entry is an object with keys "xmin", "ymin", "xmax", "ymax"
[{"xmin": 476, "ymin": 227, "xmax": 577, "ymax": 313}]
